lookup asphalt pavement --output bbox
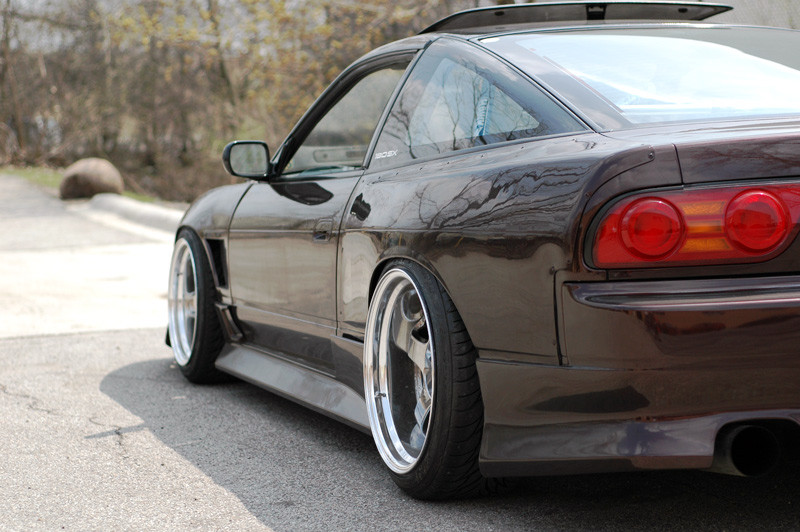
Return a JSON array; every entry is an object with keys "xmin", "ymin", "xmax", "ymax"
[{"xmin": 1, "ymin": 172, "xmax": 799, "ymax": 531}]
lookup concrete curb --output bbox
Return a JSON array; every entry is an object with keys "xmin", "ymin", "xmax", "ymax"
[{"xmin": 88, "ymin": 193, "xmax": 185, "ymax": 233}]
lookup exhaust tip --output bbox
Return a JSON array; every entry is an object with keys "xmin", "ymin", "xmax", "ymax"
[{"xmin": 709, "ymin": 424, "xmax": 782, "ymax": 477}]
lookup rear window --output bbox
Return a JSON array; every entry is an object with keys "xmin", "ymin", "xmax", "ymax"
[
  {"xmin": 371, "ymin": 39, "xmax": 585, "ymax": 168},
  {"xmin": 483, "ymin": 26, "xmax": 800, "ymax": 128}
]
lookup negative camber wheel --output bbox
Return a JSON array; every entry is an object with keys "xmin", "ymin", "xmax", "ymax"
[
  {"xmin": 364, "ymin": 261, "xmax": 493, "ymax": 499},
  {"xmin": 167, "ymin": 229, "xmax": 224, "ymax": 383}
]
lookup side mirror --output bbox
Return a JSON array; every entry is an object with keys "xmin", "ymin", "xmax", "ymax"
[{"xmin": 222, "ymin": 141, "xmax": 271, "ymax": 179}]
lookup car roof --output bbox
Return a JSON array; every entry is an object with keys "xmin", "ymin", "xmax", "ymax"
[
  {"xmin": 419, "ymin": 1, "xmax": 733, "ymax": 34},
  {"xmin": 357, "ymin": 2, "xmax": 743, "ymax": 71}
]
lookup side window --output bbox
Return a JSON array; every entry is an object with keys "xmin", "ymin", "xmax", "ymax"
[
  {"xmin": 372, "ymin": 40, "xmax": 585, "ymax": 167},
  {"xmin": 283, "ymin": 63, "xmax": 408, "ymax": 176}
]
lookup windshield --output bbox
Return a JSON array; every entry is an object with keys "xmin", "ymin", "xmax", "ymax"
[{"xmin": 483, "ymin": 26, "xmax": 800, "ymax": 128}]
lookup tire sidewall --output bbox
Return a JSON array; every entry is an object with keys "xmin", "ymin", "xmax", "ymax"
[
  {"xmin": 370, "ymin": 260, "xmax": 459, "ymax": 493},
  {"xmin": 170, "ymin": 229, "xmax": 224, "ymax": 382}
]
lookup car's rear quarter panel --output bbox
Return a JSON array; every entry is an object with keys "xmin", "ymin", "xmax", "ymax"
[
  {"xmin": 564, "ymin": 123, "xmax": 800, "ymax": 370},
  {"xmin": 561, "ymin": 123, "xmax": 800, "ymax": 404},
  {"xmin": 340, "ymin": 132, "xmax": 655, "ymax": 362},
  {"xmin": 477, "ymin": 123, "xmax": 800, "ymax": 476}
]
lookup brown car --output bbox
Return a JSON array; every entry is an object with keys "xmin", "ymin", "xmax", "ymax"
[{"xmin": 167, "ymin": 1, "xmax": 800, "ymax": 499}]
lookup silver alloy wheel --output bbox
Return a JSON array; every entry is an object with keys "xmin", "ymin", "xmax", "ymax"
[
  {"xmin": 168, "ymin": 238, "xmax": 198, "ymax": 366},
  {"xmin": 365, "ymin": 268, "xmax": 435, "ymax": 474}
]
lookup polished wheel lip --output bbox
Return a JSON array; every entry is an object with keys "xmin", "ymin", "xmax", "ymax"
[
  {"xmin": 167, "ymin": 237, "xmax": 198, "ymax": 367},
  {"xmin": 364, "ymin": 267, "xmax": 435, "ymax": 474}
]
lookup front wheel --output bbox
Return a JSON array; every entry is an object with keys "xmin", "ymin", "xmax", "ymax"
[
  {"xmin": 364, "ymin": 260, "xmax": 492, "ymax": 499},
  {"xmin": 167, "ymin": 229, "xmax": 225, "ymax": 383}
]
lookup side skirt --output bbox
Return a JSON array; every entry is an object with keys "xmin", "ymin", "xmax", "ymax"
[{"xmin": 214, "ymin": 342, "xmax": 370, "ymax": 433}]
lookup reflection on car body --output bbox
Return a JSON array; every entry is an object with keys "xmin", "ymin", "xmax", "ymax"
[{"xmin": 167, "ymin": 2, "xmax": 800, "ymax": 499}]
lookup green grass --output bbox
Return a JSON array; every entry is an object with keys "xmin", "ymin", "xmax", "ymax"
[
  {"xmin": 2, "ymin": 165, "xmax": 158, "ymax": 203},
  {"xmin": 3, "ymin": 166, "xmax": 62, "ymax": 189},
  {"xmin": 123, "ymin": 190, "xmax": 157, "ymax": 203}
]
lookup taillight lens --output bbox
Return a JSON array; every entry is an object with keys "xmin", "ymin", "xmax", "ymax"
[
  {"xmin": 725, "ymin": 191, "xmax": 789, "ymax": 253},
  {"xmin": 592, "ymin": 184, "xmax": 800, "ymax": 268},
  {"xmin": 619, "ymin": 199, "xmax": 683, "ymax": 259}
]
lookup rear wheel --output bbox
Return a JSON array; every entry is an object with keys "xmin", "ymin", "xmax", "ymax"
[
  {"xmin": 167, "ymin": 229, "xmax": 225, "ymax": 383},
  {"xmin": 364, "ymin": 260, "xmax": 491, "ymax": 499}
]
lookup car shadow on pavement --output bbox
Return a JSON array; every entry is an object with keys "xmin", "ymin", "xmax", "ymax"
[{"xmin": 100, "ymin": 357, "xmax": 800, "ymax": 531}]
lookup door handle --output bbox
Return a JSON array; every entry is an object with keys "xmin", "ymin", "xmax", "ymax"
[{"xmin": 313, "ymin": 219, "xmax": 334, "ymax": 242}]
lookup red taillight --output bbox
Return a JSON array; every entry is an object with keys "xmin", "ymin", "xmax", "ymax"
[
  {"xmin": 620, "ymin": 199, "xmax": 683, "ymax": 259},
  {"xmin": 592, "ymin": 184, "xmax": 800, "ymax": 268},
  {"xmin": 725, "ymin": 191, "xmax": 789, "ymax": 253}
]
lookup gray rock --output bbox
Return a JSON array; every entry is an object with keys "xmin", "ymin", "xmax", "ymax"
[{"xmin": 60, "ymin": 158, "xmax": 124, "ymax": 199}]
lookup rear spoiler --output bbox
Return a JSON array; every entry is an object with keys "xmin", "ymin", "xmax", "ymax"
[{"xmin": 420, "ymin": 2, "xmax": 733, "ymax": 34}]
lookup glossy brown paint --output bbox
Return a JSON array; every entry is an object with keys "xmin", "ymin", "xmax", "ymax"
[
  {"xmin": 479, "ymin": 272, "xmax": 800, "ymax": 476},
  {"xmin": 179, "ymin": 181, "xmax": 252, "ymax": 305},
  {"xmin": 581, "ymin": 120, "xmax": 800, "ymax": 281},
  {"xmin": 339, "ymin": 123, "xmax": 800, "ymax": 475},
  {"xmin": 175, "ymin": 28, "xmax": 800, "ymax": 478},
  {"xmin": 340, "ymin": 132, "xmax": 654, "ymax": 360},
  {"xmin": 563, "ymin": 276, "xmax": 800, "ymax": 369},
  {"xmin": 475, "ymin": 123, "xmax": 800, "ymax": 475},
  {"xmin": 604, "ymin": 119, "xmax": 800, "ymax": 185},
  {"xmin": 180, "ymin": 182, "xmax": 252, "ymax": 239},
  {"xmin": 227, "ymin": 172, "xmax": 363, "ymax": 374}
]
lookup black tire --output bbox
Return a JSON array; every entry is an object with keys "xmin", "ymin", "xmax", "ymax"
[
  {"xmin": 364, "ymin": 260, "xmax": 494, "ymax": 499},
  {"xmin": 167, "ymin": 229, "xmax": 225, "ymax": 383}
]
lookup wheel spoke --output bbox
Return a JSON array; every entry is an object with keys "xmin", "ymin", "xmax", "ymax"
[
  {"xmin": 168, "ymin": 238, "xmax": 199, "ymax": 367},
  {"xmin": 364, "ymin": 268, "xmax": 436, "ymax": 475},
  {"xmin": 409, "ymin": 422, "xmax": 425, "ymax": 451},
  {"xmin": 407, "ymin": 332, "xmax": 429, "ymax": 374},
  {"xmin": 414, "ymin": 395, "xmax": 430, "ymax": 428},
  {"xmin": 184, "ymin": 298, "xmax": 197, "ymax": 319},
  {"xmin": 392, "ymin": 314, "xmax": 415, "ymax": 352}
]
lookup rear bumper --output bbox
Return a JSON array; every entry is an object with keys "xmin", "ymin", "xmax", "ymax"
[{"xmin": 477, "ymin": 274, "xmax": 800, "ymax": 477}]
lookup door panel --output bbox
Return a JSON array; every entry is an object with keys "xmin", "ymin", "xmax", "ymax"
[
  {"xmin": 226, "ymin": 60, "xmax": 412, "ymax": 375},
  {"xmin": 228, "ymin": 174, "xmax": 361, "ymax": 373}
]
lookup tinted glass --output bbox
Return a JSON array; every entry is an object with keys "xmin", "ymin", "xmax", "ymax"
[
  {"xmin": 372, "ymin": 39, "xmax": 584, "ymax": 167},
  {"xmin": 285, "ymin": 64, "xmax": 408, "ymax": 176},
  {"xmin": 484, "ymin": 27, "xmax": 800, "ymax": 127}
]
